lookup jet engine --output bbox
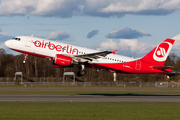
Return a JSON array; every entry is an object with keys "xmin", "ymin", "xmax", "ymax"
[
  {"xmin": 52, "ymin": 54, "xmax": 86, "ymax": 76},
  {"xmin": 53, "ymin": 54, "xmax": 73, "ymax": 67}
]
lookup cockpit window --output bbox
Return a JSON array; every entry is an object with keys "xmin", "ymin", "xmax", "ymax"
[{"xmin": 13, "ymin": 38, "xmax": 21, "ymax": 41}]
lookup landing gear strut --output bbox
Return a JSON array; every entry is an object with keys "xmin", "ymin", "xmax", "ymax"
[
  {"xmin": 77, "ymin": 64, "xmax": 86, "ymax": 77},
  {"xmin": 23, "ymin": 54, "xmax": 28, "ymax": 63}
]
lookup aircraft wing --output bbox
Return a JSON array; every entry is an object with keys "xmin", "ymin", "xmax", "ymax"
[{"xmin": 73, "ymin": 51, "xmax": 113, "ymax": 63}]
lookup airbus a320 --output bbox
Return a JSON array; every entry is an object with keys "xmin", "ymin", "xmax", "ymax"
[{"xmin": 5, "ymin": 36, "xmax": 175, "ymax": 77}]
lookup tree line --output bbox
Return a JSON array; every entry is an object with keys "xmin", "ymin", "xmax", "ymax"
[{"xmin": 0, "ymin": 48, "xmax": 180, "ymax": 82}]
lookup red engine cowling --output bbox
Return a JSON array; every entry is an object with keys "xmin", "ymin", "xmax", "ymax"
[{"xmin": 54, "ymin": 54, "xmax": 73, "ymax": 66}]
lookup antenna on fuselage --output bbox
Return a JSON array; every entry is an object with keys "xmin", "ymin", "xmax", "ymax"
[{"xmin": 31, "ymin": 34, "xmax": 33, "ymax": 37}]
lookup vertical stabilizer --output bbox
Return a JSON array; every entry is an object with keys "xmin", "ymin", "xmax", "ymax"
[{"xmin": 140, "ymin": 38, "xmax": 175, "ymax": 66}]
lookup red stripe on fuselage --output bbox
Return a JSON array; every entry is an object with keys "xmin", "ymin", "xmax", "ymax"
[{"xmin": 10, "ymin": 48, "xmax": 54, "ymax": 59}]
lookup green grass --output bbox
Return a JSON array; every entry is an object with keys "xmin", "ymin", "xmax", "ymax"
[
  {"xmin": 0, "ymin": 102, "xmax": 179, "ymax": 120},
  {"xmin": 0, "ymin": 87, "xmax": 179, "ymax": 120},
  {"xmin": 0, "ymin": 87, "xmax": 180, "ymax": 95}
]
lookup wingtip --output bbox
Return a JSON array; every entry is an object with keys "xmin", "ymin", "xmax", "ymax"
[{"xmin": 111, "ymin": 50, "xmax": 117, "ymax": 54}]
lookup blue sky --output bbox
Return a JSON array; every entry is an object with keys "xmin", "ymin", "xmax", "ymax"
[{"xmin": 1, "ymin": 0, "xmax": 180, "ymax": 57}]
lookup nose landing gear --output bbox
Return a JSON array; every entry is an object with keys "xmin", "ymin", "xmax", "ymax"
[{"xmin": 23, "ymin": 54, "xmax": 28, "ymax": 63}]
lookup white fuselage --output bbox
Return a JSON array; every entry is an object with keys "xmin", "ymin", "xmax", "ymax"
[{"xmin": 5, "ymin": 36, "xmax": 137, "ymax": 64}]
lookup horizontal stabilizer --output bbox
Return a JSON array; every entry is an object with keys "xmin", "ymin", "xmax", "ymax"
[
  {"xmin": 151, "ymin": 66, "xmax": 172, "ymax": 72},
  {"xmin": 151, "ymin": 66, "xmax": 173, "ymax": 69}
]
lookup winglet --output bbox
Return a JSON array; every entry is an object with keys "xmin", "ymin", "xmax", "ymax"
[{"xmin": 111, "ymin": 50, "xmax": 117, "ymax": 54}]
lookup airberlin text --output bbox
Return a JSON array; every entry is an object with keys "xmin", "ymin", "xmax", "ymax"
[{"xmin": 34, "ymin": 40, "xmax": 78, "ymax": 55}]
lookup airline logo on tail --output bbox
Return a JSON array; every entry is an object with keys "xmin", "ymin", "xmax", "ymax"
[{"xmin": 153, "ymin": 41, "xmax": 173, "ymax": 62}]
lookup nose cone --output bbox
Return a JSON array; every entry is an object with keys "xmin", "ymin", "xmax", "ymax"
[{"xmin": 5, "ymin": 40, "xmax": 13, "ymax": 48}]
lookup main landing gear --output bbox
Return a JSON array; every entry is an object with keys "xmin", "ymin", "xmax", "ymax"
[{"xmin": 77, "ymin": 64, "xmax": 86, "ymax": 77}]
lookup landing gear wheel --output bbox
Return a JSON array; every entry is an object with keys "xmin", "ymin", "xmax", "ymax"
[{"xmin": 77, "ymin": 70, "xmax": 86, "ymax": 77}]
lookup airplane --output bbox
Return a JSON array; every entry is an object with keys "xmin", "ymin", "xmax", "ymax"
[{"xmin": 5, "ymin": 36, "xmax": 175, "ymax": 77}]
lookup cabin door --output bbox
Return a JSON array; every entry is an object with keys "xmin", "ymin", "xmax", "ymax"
[{"xmin": 135, "ymin": 60, "xmax": 141, "ymax": 70}]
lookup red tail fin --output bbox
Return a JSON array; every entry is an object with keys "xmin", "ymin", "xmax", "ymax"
[{"xmin": 140, "ymin": 38, "xmax": 175, "ymax": 66}]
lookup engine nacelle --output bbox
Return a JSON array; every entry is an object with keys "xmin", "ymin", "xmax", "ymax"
[{"xmin": 54, "ymin": 54, "xmax": 73, "ymax": 66}]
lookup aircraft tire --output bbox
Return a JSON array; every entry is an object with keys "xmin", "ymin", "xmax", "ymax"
[{"xmin": 77, "ymin": 70, "xmax": 86, "ymax": 77}]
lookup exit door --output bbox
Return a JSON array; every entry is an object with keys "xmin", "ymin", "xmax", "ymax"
[{"xmin": 135, "ymin": 60, "xmax": 141, "ymax": 70}]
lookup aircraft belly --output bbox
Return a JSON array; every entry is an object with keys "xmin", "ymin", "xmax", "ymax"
[
  {"xmin": 91, "ymin": 63, "xmax": 134, "ymax": 73},
  {"xmin": 92, "ymin": 62, "xmax": 166, "ymax": 74}
]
